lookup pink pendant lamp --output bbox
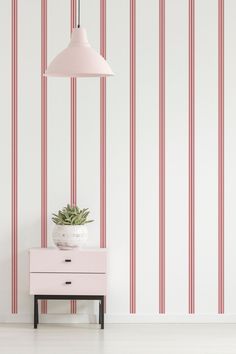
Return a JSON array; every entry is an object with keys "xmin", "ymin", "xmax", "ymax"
[{"xmin": 45, "ymin": 0, "xmax": 113, "ymax": 78}]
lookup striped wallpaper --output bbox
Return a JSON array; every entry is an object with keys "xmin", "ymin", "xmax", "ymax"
[
  {"xmin": 159, "ymin": 0, "xmax": 165, "ymax": 315},
  {"xmin": 0, "ymin": 0, "xmax": 236, "ymax": 320},
  {"xmin": 70, "ymin": 0, "xmax": 77, "ymax": 316},
  {"xmin": 11, "ymin": 0, "xmax": 18, "ymax": 315},
  {"xmin": 188, "ymin": 0, "xmax": 195, "ymax": 315},
  {"xmin": 41, "ymin": 0, "xmax": 47, "ymax": 315}
]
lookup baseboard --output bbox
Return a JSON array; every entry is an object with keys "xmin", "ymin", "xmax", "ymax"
[
  {"xmin": 1, "ymin": 313, "xmax": 236, "ymax": 324},
  {"xmin": 105, "ymin": 314, "xmax": 236, "ymax": 323},
  {"xmin": 0, "ymin": 314, "xmax": 97, "ymax": 324}
]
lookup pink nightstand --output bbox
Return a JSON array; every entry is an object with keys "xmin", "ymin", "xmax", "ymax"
[{"xmin": 29, "ymin": 248, "xmax": 107, "ymax": 329}]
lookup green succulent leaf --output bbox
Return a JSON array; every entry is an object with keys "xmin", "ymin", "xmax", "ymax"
[{"xmin": 51, "ymin": 204, "xmax": 94, "ymax": 226}]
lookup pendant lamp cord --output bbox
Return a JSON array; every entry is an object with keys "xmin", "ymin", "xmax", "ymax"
[{"xmin": 77, "ymin": 0, "xmax": 80, "ymax": 27}]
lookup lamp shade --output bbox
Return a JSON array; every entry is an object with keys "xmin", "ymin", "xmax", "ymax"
[{"xmin": 44, "ymin": 27, "xmax": 114, "ymax": 78}]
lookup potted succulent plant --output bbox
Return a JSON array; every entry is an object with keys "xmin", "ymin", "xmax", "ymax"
[{"xmin": 52, "ymin": 204, "xmax": 94, "ymax": 250}]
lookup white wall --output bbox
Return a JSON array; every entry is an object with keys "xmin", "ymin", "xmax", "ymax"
[{"xmin": 0, "ymin": 0, "xmax": 236, "ymax": 322}]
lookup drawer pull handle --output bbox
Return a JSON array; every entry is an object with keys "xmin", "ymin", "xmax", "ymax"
[
  {"xmin": 65, "ymin": 281, "xmax": 72, "ymax": 285},
  {"xmin": 65, "ymin": 259, "xmax": 71, "ymax": 262}
]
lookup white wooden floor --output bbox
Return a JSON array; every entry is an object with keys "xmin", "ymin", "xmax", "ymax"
[{"xmin": 0, "ymin": 323, "xmax": 236, "ymax": 354}]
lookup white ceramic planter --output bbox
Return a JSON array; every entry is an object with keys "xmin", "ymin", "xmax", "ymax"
[{"xmin": 52, "ymin": 225, "xmax": 88, "ymax": 250}]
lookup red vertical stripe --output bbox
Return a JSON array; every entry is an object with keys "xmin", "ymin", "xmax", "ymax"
[
  {"xmin": 218, "ymin": 0, "xmax": 224, "ymax": 314},
  {"xmin": 159, "ymin": 0, "xmax": 165, "ymax": 314},
  {"xmin": 100, "ymin": 0, "xmax": 106, "ymax": 249},
  {"xmin": 41, "ymin": 0, "xmax": 48, "ymax": 314},
  {"xmin": 130, "ymin": 0, "xmax": 136, "ymax": 314},
  {"xmin": 11, "ymin": 0, "xmax": 18, "ymax": 314},
  {"xmin": 70, "ymin": 0, "xmax": 77, "ymax": 314},
  {"xmin": 188, "ymin": 0, "xmax": 195, "ymax": 314}
]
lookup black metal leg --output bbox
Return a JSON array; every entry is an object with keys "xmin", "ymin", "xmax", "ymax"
[
  {"xmin": 101, "ymin": 296, "xmax": 104, "ymax": 329},
  {"xmin": 99, "ymin": 301, "xmax": 101, "ymax": 324},
  {"xmin": 34, "ymin": 296, "xmax": 38, "ymax": 329},
  {"xmin": 36, "ymin": 298, "xmax": 39, "ymax": 325}
]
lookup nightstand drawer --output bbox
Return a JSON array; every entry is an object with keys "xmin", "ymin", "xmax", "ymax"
[
  {"xmin": 30, "ymin": 248, "xmax": 106, "ymax": 273},
  {"xmin": 30, "ymin": 273, "xmax": 106, "ymax": 295}
]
